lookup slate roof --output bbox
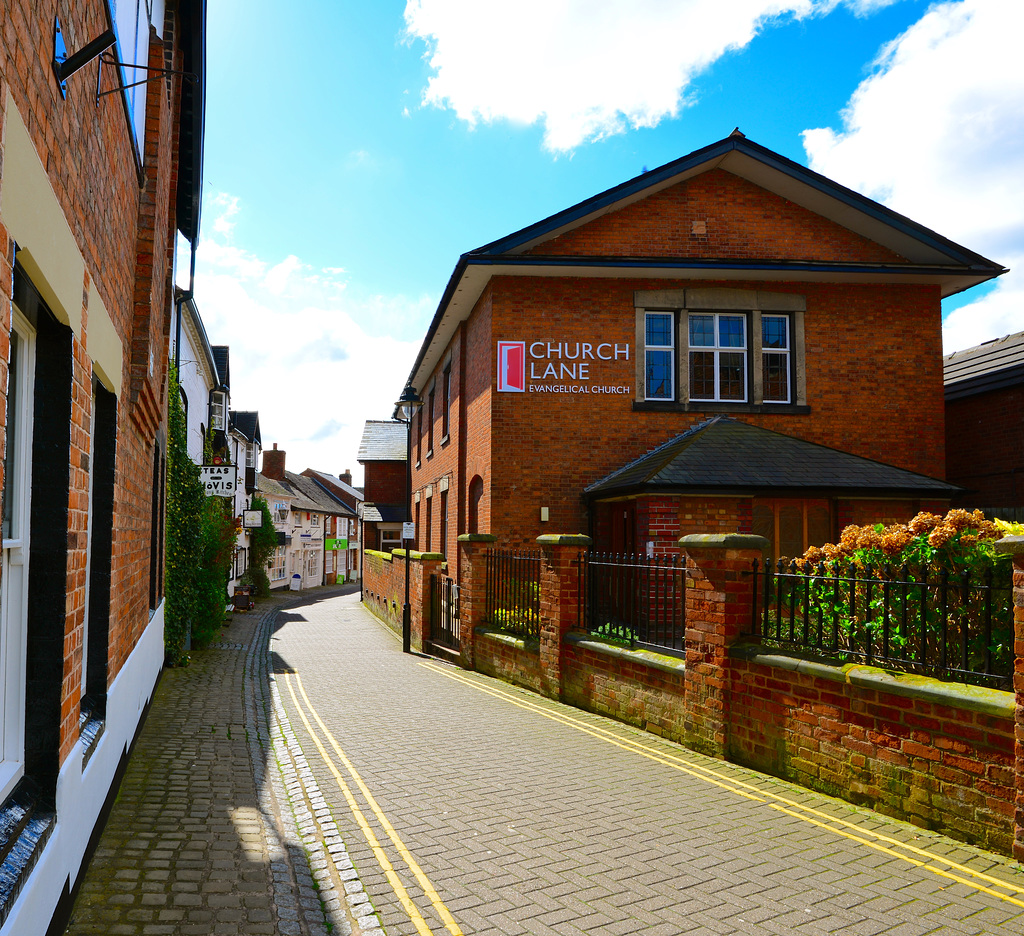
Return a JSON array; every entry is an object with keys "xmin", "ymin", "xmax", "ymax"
[
  {"xmin": 943, "ymin": 331, "xmax": 1024, "ymax": 401},
  {"xmin": 361, "ymin": 504, "xmax": 406, "ymax": 523},
  {"xmin": 584, "ymin": 417, "xmax": 962, "ymax": 498},
  {"xmin": 212, "ymin": 345, "xmax": 230, "ymax": 390},
  {"xmin": 230, "ymin": 410, "xmax": 261, "ymax": 447},
  {"xmin": 285, "ymin": 471, "xmax": 355, "ymax": 517},
  {"xmin": 357, "ymin": 421, "xmax": 407, "ymax": 462},
  {"xmin": 303, "ymin": 469, "xmax": 364, "ymax": 503}
]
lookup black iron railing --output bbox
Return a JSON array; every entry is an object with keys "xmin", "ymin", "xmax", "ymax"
[
  {"xmin": 750, "ymin": 559, "xmax": 1014, "ymax": 689},
  {"xmin": 430, "ymin": 574, "xmax": 460, "ymax": 651},
  {"xmin": 485, "ymin": 548, "xmax": 541, "ymax": 638},
  {"xmin": 580, "ymin": 552, "xmax": 685, "ymax": 655}
]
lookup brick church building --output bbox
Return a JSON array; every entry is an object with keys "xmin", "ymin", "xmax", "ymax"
[{"xmin": 403, "ymin": 131, "xmax": 1004, "ymax": 574}]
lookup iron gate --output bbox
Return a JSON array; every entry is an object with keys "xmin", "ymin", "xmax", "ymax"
[{"xmin": 430, "ymin": 574, "xmax": 460, "ymax": 652}]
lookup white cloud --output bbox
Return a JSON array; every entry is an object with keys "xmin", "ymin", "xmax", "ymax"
[
  {"xmin": 403, "ymin": 1, "xmax": 889, "ymax": 153},
  {"xmin": 801, "ymin": 0, "xmax": 1024, "ymax": 353},
  {"xmin": 194, "ymin": 196, "xmax": 433, "ymax": 486}
]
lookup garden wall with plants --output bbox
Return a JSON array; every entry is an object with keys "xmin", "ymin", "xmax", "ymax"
[{"xmin": 361, "ymin": 523, "xmax": 1024, "ymax": 859}]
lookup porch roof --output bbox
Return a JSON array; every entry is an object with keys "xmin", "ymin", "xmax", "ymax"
[{"xmin": 584, "ymin": 416, "xmax": 962, "ymax": 500}]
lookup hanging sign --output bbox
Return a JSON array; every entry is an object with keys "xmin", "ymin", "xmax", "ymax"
[
  {"xmin": 242, "ymin": 509, "xmax": 263, "ymax": 528},
  {"xmin": 200, "ymin": 465, "xmax": 238, "ymax": 496}
]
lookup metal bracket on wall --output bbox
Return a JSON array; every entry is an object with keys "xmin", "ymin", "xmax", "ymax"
[
  {"xmin": 96, "ymin": 55, "xmax": 199, "ymax": 101},
  {"xmin": 52, "ymin": 16, "xmax": 116, "ymax": 99}
]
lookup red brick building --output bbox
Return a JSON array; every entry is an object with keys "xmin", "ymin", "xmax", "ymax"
[
  {"xmin": 404, "ymin": 132, "xmax": 1004, "ymax": 571},
  {"xmin": 0, "ymin": 2, "xmax": 204, "ymax": 929},
  {"xmin": 944, "ymin": 331, "xmax": 1024, "ymax": 518}
]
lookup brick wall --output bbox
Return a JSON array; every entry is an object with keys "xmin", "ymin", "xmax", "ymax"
[
  {"xmin": 365, "ymin": 460, "xmax": 407, "ymax": 507},
  {"xmin": 431, "ymin": 532, "xmax": 1023, "ymax": 857},
  {"xmin": 946, "ymin": 385, "xmax": 1024, "ymax": 508},
  {"xmin": 527, "ymin": 169, "xmax": 905, "ymax": 265},
  {"xmin": 472, "ymin": 274, "xmax": 944, "ymax": 546},
  {"xmin": 727, "ymin": 657, "xmax": 1016, "ymax": 855}
]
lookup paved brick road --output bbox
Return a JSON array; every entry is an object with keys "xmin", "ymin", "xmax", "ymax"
[{"xmin": 270, "ymin": 592, "xmax": 1024, "ymax": 936}]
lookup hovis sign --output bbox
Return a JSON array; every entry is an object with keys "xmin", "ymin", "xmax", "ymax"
[
  {"xmin": 498, "ymin": 340, "xmax": 631, "ymax": 395},
  {"xmin": 200, "ymin": 465, "xmax": 238, "ymax": 496}
]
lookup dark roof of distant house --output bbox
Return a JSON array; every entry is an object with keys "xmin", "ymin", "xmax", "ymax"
[
  {"xmin": 230, "ymin": 410, "xmax": 261, "ymax": 447},
  {"xmin": 303, "ymin": 468, "xmax": 364, "ymax": 503},
  {"xmin": 212, "ymin": 345, "xmax": 230, "ymax": 390},
  {"xmin": 943, "ymin": 331, "xmax": 1024, "ymax": 401},
  {"xmin": 361, "ymin": 504, "xmax": 406, "ymax": 523},
  {"xmin": 285, "ymin": 472, "xmax": 355, "ymax": 517},
  {"xmin": 584, "ymin": 416, "xmax": 962, "ymax": 499},
  {"xmin": 357, "ymin": 421, "xmax": 407, "ymax": 462},
  {"xmin": 408, "ymin": 131, "xmax": 1007, "ymax": 389}
]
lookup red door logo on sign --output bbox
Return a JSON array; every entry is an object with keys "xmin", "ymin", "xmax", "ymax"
[{"xmin": 497, "ymin": 341, "xmax": 525, "ymax": 392}]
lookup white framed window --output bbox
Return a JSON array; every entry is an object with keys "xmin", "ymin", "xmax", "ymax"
[
  {"xmin": 311, "ymin": 514, "xmax": 320, "ymax": 527},
  {"xmin": 380, "ymin": 527, "xmax": 402, "ymax": 553},
  {"xmin": 306, "ymin": 551, "xmax": 320, "ymax": 582},
  {"xmin": 1, "ymin": 308, "xmax": 36, "ymax": 800},
  {"xmin": 688, "ymin": 313, "xmax": 747, "ymax": 403},
  {"xmin": 634, "ymin": 290, "xmax": 804, "ymax": 408},
  {"xmin": 644, "ymin": 312, "xmax": 674, "ymax": 400},
  {"xmin": 761, "ymin": 315, "xmax": 791, "ymax": 403},
  {"xmin": 269, "ymin": 546, "xmax": 287, "ymax": 581}
]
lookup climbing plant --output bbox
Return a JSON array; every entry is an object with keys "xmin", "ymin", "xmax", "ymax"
[
  {"xmin": 164, "ymin": 363, "xmax": 203, "ymax": 665},
  {"xmin": 241, "ymin": 494, "xmax": 278, "ymax": 598}
]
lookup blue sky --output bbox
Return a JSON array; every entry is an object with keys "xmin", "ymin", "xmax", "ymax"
[{"xmin": 193, "ymin": 1, "xmax": 1022, "ymax": 482}]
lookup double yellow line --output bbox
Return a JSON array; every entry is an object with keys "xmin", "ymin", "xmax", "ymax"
[
  {"xmin": 421, "ymin": 660, "xmax": 1024, "ymax": 910},
  {"xmin": 283, "ymin": 672, "xmax": 463, "ymax": 936}
]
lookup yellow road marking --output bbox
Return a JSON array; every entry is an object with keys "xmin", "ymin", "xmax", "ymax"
[
  {"xmin": 421, "ymin": 660, "xmax": 1024, "ymax": 905},
  {"xmin": 284, "ymin": 673, "xmax": 464, "ymax": 936}
]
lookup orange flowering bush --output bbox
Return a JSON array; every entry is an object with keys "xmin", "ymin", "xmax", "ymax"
[{"xmin": 762, "ymin": 509, "xmax": 1013, "ymax": 687}]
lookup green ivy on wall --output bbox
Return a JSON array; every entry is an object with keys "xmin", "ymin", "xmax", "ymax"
[{"xmin": 241, "ymin": 494, "xmax": 278, "ymax": 598}]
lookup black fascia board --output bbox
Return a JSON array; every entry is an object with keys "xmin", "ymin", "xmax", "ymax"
[
  {"xmin": 583, "ymin": 481, "xmax": 964, "ymax": 502},
  {"xmin": 406, "ymin": 253, "xmax": 471, "ymax": 387},
  {"xmin": 470, "ymin": 134, "xmax": 1006, "ymax": 272},
  {"xmin": 459, "ymin": 253, "xmax": 990, "ymax": 278},
  {"xmin": 176, "ymin": 0, "xmax": 206, "ymax": 244},
  {"xmin": 944, "ymin": 363, "xmax": 1024, "ymax": 400}
]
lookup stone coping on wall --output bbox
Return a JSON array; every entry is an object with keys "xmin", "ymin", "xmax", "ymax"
[
  {"xmin": 457, "ymin": 534, "xmax": 497, "ymax": 543},
  {"xmin": 474, "ymin": 626, "xmax": 540, "ymax": 653},
  {"xmin": 678, "ymin": 533, "xmax": 770, "ymax": 551},
  {"xmin": 564, "ymin": 631, "xmax": 687, "ymax": 678},
  {"xmin": 536, "ymin": 534, "xmax": 593, "ymax": 547},
  {"xmin": 366, "ymin": 548, "xmax": 446, "ymax": 561},
  {"xmin": 993, "ymin": 534, "xmax": 1024, "ymax": 555},
  {"xmin": 729, "ymin": 643, "xmax": 1015, "ymax": 719}
]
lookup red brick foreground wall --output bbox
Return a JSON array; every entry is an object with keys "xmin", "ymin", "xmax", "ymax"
[{"xmin": 363, "ymin": 533, "xmax": 1024, "ymax": 858}]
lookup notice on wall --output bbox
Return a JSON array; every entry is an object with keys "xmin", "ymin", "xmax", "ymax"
[
  {"xmin": 200, "ymin": 465, "xmax": 238, "ymax": 497},
  {"xmin": 497, "ymin": 339, "xmax": 631, "ymax": 395}
]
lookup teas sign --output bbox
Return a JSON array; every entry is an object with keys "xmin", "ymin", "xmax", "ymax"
[{"xmin": 200, "ymin": 465, "xmax": 238, "ymax": 496}]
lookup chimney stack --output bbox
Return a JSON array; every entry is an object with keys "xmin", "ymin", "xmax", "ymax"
[
  {"xmin": 340, "ymin": 468, "xmax": 352, "ymax": 487},
  {"xmin": 262, "ymin": 443, "xmax": 286, "ymax": 481}
]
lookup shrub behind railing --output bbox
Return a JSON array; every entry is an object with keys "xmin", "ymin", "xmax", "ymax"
[{"xmin": 750, "ymin": 509, "xmax": 1014, "ymax": 689}]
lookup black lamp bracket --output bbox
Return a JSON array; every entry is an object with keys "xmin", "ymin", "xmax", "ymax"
[
  {"xmin": 52, "ymin": 16, "xmax": 197, "ymax": 102},
  {"xmin": 52, "ymin": 16, "xmax": 117, "ymax": 99}
]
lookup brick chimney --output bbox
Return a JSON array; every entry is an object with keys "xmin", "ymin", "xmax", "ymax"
[
  {"xmin": 340, "ymin": 468, "xmax": 352, "ymax": 487},
  {"xmin": 263, "ymin": 443, "xmax": 286, "ymax": 481}
]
